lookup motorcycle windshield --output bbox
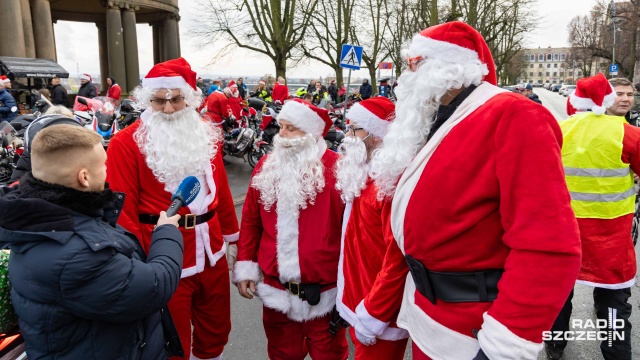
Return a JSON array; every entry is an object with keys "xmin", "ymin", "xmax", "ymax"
[{"xmin": 0, "ymin": 121, "xmax": 15, "ymax": 137}]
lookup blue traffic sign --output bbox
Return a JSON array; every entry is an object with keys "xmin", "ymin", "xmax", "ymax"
[
  {"xmin": 340, "ymin": 44, "xmax": 363, "ymax": 70},
  {"xmin": 610, "ymin": 64, "xmax": 619, "ymax": 72}
]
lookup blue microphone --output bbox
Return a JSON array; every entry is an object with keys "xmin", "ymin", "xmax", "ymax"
[{"xmin": 166, "ymin": 176, "xmax": 201, "ymax": 217}]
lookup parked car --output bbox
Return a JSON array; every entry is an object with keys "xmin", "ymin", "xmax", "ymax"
[
  {"xmin": 563, "ymin": 85, "xmax": 576, "ymax": 97},
  {"xmin": 552, "ymin": 84, "xmax": 562, "ymax": 92}
]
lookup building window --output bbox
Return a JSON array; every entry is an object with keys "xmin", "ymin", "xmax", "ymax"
[
  {"xmin": 560, "ymin": 63, "xmax": 565, "ymax": 68},
  {"xmin": 577, "ymin": 71, "xmax": 582, "ymax": 77},
  {"xmin": 569, "ymin": 53, "xmax": 574, "ymax": 61},
  {"xmin": 553, "ymin": 72, "xmax": 557, "ymax": 76},
  {"xmin": 553, "ymin": 53, "xmax": 559, "ymax": 61},
  {"xmin": 530, "ymin": 54, "xmax": 535, "ymax": 62},
  {"xmin": 547, "ymin": 64, "xmax": 551, "ymax": 68},
  {"xmin": 539, "ymin": 64, "xmax": 543, "ymax": 68},
  {"xmin": 530, "ymin": 64, "xmax": 534, "ymax": 68},
  {"xmin": 546, "ymin": 72, "xmax": 550, "ymax": 76},
  {"xmin": 530, "ymin": 72, "xmax": 534, "ymax": 77},
  {"xmin": 561, "ymin": 53, "xmax": 566, "ymax": 61},
  {"xmin": 546, "ymin": 54, "xmax": 552, "ymax": 61},
  {"xmin": 538, "ymin": 54, "xmax": 544, "ymax": 61},
  {"xmin": 538, "ymin": 72, "xmax": 542, "ymax": 76}
]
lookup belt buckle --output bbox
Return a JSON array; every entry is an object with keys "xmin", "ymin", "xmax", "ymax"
[
  {"xmin": 184, "ymin": 214, "xmax": 197, "ymax": 230},
  {"xmin": 287, "ymin": 282, "xmax": 300, "ymax": 296}
]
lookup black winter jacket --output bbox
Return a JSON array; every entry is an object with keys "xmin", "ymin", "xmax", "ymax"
[
  {"xmin": 0, "ymin": 174, "xmax": 184, "ymax": 360},
  {"xmin": 0, "ymin": 88, "xmax": 17, "ymax": 121},
  {"xmin": 359, "ymin": 82, "xmax": 373, "ymax": 100},
  {"xmin": 77, "ymin": 82, "xmax": 97, "ymax": 99},
  {"xmin": 527, "ymin": 93, "xmax": 542, "ymax": 104},
  {"xmin": 50, "ymin": 84, "xmax": 68, "ymax": 106}
]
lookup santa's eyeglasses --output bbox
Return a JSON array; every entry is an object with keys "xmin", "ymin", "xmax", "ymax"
[
  {"xmin": 150, "ymin": 96, "xmax": 185, "ymax": 106},
  {"xmin": 349, "ymin": 127, "xmax": 371, "ymax": 141},
  {"xmin": 407, "ymin": 56, "xmax": 424, "ymax": 72}
]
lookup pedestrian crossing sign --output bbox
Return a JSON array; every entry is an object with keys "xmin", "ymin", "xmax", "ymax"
[{"xmin": 340, "ymin": 44, "xmax": 363, "ymax": 70}]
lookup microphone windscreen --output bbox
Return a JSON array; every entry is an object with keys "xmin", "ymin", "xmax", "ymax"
[{"xmin": 171, "ymin": 176, "xmax": 201, "ymax": 206}]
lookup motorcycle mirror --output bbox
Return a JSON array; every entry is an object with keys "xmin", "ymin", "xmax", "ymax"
[
  {"xmin": 10, "ymin": 106, "xmax": 17, "ymax": 113},
  {"xmin": 77, "ymin": 97, "xmax": 88, "ymax": 106}
]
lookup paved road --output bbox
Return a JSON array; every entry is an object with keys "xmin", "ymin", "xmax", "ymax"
[{"xmin": 221, "ymin": 91, "xmax": 640, "ymax": 359}]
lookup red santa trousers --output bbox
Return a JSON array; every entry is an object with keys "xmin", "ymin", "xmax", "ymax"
[
  {"xmin": 169, "ymin": 258, "xmax": 231, "ymax": 360},
  {"xmin": 412, "ymin": 342, "xmax": 432, "ymax": 360},
  {"xmin": 348, "ymin": 327, "xmax": 408, "ymax": 360},
  {"xmin": 262, "ymin": 306, "xmax": 348, "ymax": 360}
]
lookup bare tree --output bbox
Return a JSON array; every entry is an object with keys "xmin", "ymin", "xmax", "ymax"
[
  {"xmin": 192, "ymin": 0, "xmax": 318, "ymax": 79},
  {"xmin": 298, "ymin": 0, "xmax": 356, "ymax": 85},
  {"xmin": 349, "ymin": 0, "xmax": 391, "ymax": 94},
  {"xmin": 567, "ymin": 9, "xmax": 604, "ymax": 78}
]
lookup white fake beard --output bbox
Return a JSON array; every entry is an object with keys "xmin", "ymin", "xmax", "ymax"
[
  {"xmin": 134, "ymin": 108, "xmax": 221, "ymax": 193},
  {"xmin": 335, "ymin": 136, "xmax": 369, "ymax": 203},
  {"xmin": 370, "ymin": 56, "xmax": 486, "ymax": 199},
  {"xmin": 251, "ymin": 134, "xmax": 325, "ymax": 213}
]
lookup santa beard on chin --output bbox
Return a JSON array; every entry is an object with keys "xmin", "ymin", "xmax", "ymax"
[
  {"xmin": 134, "ymin": 107, "xmax": 222, "ymax": 192},
  {"xmin": 251, "ymin": 133, "xmax": 325, "ymax": 213},
  {"xmin": 335, "ymin": 136, "xmax": 368, "ymax": 203},
  {"xmin": 369, "ymin": 56, "xmax": 487, "ymax": 198}
]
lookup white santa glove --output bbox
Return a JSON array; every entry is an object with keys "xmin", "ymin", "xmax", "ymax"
[
  {"xmin": 354, "ymin": 322, "xmax": 377, "ymax": 346},
  {"xmin": 226, "ymin": 243, "xmax": 238, "ymax": 271}
]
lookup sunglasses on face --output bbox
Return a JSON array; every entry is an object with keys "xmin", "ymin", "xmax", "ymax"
[{"xmin": 150, "ymin": 96, "xmax": 185, "ymax": 106}]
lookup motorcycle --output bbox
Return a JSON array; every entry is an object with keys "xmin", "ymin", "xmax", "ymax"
[
  {"xmin": 10, "ymin": 94, "xmax": 51, "ymax": 138},
  {"xmin": 247, "ymin": 106, "xmax": 281, "ymax": 168},
  {"xmin": 223, "ymin": 122, "xmax": 256, "ymax": 162},
  {"xmin": 75, "ymin": 96, "xmax": 119, "ymax": 148},
  {"xmin": 0, "ymin": 121, "xmax": 17, "ymax": 186}
]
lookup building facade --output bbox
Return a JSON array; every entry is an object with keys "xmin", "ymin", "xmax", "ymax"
[{"xmin": 518, "ymin": 47, "xmax": 581, "ymax": 85}]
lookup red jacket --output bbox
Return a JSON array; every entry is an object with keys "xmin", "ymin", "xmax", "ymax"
[
  {"xmin": 361, "ymin": 84, "xmax": 581, "ymax": 359},
  {"xmin": 337, "ymin": 179, "xmax": 408, "ymax": 341},
  {"xmin": 228, "ymin": 96, "xmax": 243, "ymax": 120},
  {"xmin": 106, "ymin": 120, "xmax": 239, "ymax": 278},
  {"xmin": 107, "ymin": 84, "xmax": 121, "ymax": 101},
  {"xmin": 271, "ymin": 83, "xmax": 289, "ymax": 103},
  {"xmin": 205, "ymin": 91, "xmax": 231, "ymax": 124},
  {"xmin": 233, "ymin": 145, "xmax": 345, "ymax": 321}
]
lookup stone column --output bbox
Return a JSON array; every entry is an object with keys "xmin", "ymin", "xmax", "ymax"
[
  {"xmin": 0, "ymin": 0, "xmax": 27, "ymax": 57},
  {"xmin": 20, "ymin": 0, "xmax": 35, "ymax": 58},
  {"xmin": 97, "ymin": 22, "xmax": 110, "ymax": 92},
  {"xmin": 31, "ymin": 0, "xmax": 56, "ymax": 60},
  {"xmin": 122, "ymin": 8, "xmax": 139, "ymax": 93},
  {"xmin": 106, "ymin": 5, "xmax": 127, "ymax": 94},
  {"xmin": 163, "ymin": 14, "xmax": 179, "ymax": 61},
  {"xmin": 152, "ymin": 24, "xmax": 161, "ymax": 64},
  {"xmin": 176, "ymin": 20, "xmax": 181, "ymax": 58}
]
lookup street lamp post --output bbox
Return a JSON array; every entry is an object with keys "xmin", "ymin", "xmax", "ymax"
[{"xmin": 610, "ymin": 0, "xmax": 617, "ymax": 66}]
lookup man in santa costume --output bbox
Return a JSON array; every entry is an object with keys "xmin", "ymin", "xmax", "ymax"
[
  {"xmin": 334, "ymin": 97, "xmax": 409, "ymax": 359},
  {"xmin": 226, "ymin": 80, "xmax": 243, "ymax": 120},
  {"xmin": 545, "ymin": 73, "xmax": 640, "ymax": 360},
  {"xmin": 203, "ymin": 83, "xmax": 232, "ymax": 128},
  {"xmin": 106, "ymin": 57, "xmax": 239, "ymax": 360},
  {"xmin": 359, "ymin": 21, "xmax": 582, "ymax": 360},
  {"xmin": 232, "ymin": 98, "xmax": 348, "ymax": 360}
]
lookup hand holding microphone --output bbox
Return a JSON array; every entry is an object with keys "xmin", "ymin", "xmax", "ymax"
[{"xmin": 156, "ymin": 176, "xmax": 202, "ymax": 229}]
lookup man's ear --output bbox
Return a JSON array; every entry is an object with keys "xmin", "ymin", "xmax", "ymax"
[{"xmin": 77, "ymin": 168, "xmax": 90, "ymax": 189}]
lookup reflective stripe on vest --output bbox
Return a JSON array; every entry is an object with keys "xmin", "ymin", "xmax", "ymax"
[{"xmin": 560, "ymin": 112, "xmax": 635, "ymax": 219}]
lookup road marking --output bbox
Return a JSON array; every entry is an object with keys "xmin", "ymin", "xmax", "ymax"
[{"xmin": 233, "ymin": 194, "xmax": 246, "ymax": 206}]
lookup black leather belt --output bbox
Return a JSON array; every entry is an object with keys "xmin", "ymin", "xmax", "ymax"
[
  {"xmin": 405, "ymin": 255, "xmax": 503, "ymax": 304},
  {"xmin": 280, "ymin": 281, "xmax": 335, "ymax": 306},
  {"xmin": 138, "ymin": 210, "xmax": 215, "ymax": 230}
]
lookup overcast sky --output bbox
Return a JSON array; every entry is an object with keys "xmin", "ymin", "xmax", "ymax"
[{"xmin": 55, "ymin": 0, "xmax": 599, "ymax": 80}]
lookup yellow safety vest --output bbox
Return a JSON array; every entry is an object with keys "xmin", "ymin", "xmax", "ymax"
[{"xmin": 560, "ymin": 112, "xmax": 635, "ymax": 219}]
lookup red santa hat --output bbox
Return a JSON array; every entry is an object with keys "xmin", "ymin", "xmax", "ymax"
[
  {"xmin": 228, "ymin": 80, "xmax": 237, "ymax": 89},
  {"xmin": 346, "ymin": 97, "xmax": 395, "ymax": 138},
  {"xmin": 141, "ymin": 57, "xmax": 198, "ymax": 91},
  {"xmin": 0, "ymin": 76, "xmax": 9, "ymax": 85},
  {"xmin": 566, "ymin": 98, "xmax": 577, "ymax": 116},
  {"xmin": 409, "ymin": 21, "xmax": 497, "ymax": 86},
  {"xmin": 80, "ymin": 73, "xmax": 92, "ymax": 82},
  {"xmin": 569, "ymin": 73, "xmax": 616, "ymax": 115},
  {"xmin": 277, "ymin": 98, "xmax": 333, "ymax": 137},
  {"xmin": 259, "ymin": 79, "xmax": 266, "ymax": 85}
]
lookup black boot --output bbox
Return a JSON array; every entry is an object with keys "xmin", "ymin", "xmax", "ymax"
[{"xmin": 545, "ymin": 343, "xmax": 564, "ymax": 360}]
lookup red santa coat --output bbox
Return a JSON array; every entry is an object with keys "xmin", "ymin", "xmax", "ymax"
[
  {"xmin": 228, "ymin": 95, "xmax": 243, "ymax": 120},
  {"xmin": 107, "ymin": 83, "xmax": 121, "ymax": 101},
  {"xmin": 106, "ymin": 119, "xmax": 239, "ymax": 278},
  {"xmin": 233, "ymin": 143, "xmax": 345, "ymax": 321},
  {"xmin": 337, "ymin": 179, "xmax": 408, "ymax": 341},
  {"xmin": 205, "ymin": 91, "xmax": 231, "ymax": 124},
  {"xmin": 271, "ymin": 83, "xmax": 289, "ymax": 103},
  {"xmin": 574, "ymin": 122, "xmax": 640, "ymax": 288},
  {"xmin": 358, "ymin": 83, "xmax": 581, "ymax": 360}
]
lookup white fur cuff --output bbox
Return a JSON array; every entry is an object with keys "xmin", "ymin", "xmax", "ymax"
[
  {"xmin": 223, "ymin": 232, "xmax": 239, "ymax": 243},
  {"xmin": 232, "ymin": 261, "xmax": 261, "ymax": 284},
  {"xmin": 477, "ymin": 313, "xmax": 543, "ymax": 360},
  {"xmin": 355, "ymin": 300, "xmax": 390, "ymax": 336}
]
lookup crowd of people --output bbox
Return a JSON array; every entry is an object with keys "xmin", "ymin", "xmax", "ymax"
[{"xmin": 0, "ymin": 19, "xmax": 638, "ymax": 360}]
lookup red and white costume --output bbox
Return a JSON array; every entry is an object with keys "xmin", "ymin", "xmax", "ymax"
[
  {"xmin": 106, "ymin": 58, "xmax": 239, "ymax": 360},
  {"xmin": 233, "ymin": 99, "xmax": 348, "ymax": 360},
  {"xmin": 359, "ymin": 23, "xmax": 582, "ymax": 360}
]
